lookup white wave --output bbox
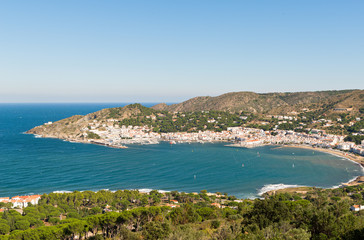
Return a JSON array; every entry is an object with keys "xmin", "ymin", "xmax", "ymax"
[
  {"xmin": 52, "ymin": 189, "xmax": 169, "ymax": 194},
  {"xmin": 81, "ymin": 189, "xmax": 112, "ymax": 193},
  {"xmin": 258, "ymin": 183, "xmax": 304, "ymax": 195},
  {"xmin": 53, "ymin": 190, "xmax": 73, "ymax": 194},
  {"xmin": 34, "ymin": 134, "xmax": 42, "ymax": 138},
  {"xmin": 85, "ymin": 189, "xmax": 110, "ymax": 193},
  {"xmin": 157, "ymin": 190, "xmax": 169, "ymax": 193},
  {"xmin": 137, "ymin": 189, "xmax": 169, "ymax": 193},
  {"xmin": 338, "ymin": 175, "xmax": 361, "ymax": 187},
  {"xmin": 137, "ymin": 188, "xmax": 153, "ymax": 193},
  {"xmin": 347, "ymin": 175, "xmax": 359, "ymax": 184},
  {"xmin": 331, "ymin": 175, "xmax": 360, "ymax": 188}
]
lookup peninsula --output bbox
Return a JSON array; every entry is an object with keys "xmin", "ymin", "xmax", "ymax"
[{"xmin": 26, "ymin": 90, "xmax": 364, "ymax": 160}]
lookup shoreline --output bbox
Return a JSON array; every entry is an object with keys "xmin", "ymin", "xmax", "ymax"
[
  {"xmin": 262, "ymin": 175, "xmax": 364, "ymax": 196},
  {"xmin": 262, "ymin": 176, "xmax": 364, "ymax": 196},
  {"xmin": 280, "ymin": 144, "xmax": 364, "ymax": 168},
  {"xmin": 262, "ymin": 145, "xmax": 364, "ymax": 195}
]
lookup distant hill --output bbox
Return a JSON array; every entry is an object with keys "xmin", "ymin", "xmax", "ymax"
[{"xmin": 151, "ymin": 90, "xmax": 364, "ymax": 115}]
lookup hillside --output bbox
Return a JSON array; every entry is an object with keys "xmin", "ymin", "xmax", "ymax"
[
  {"xmin": 26, "ymin": 90, "xmax": 364, "ymax": 143},
  {"xmin": 26, "ymin": 104, "xmax": 157, "ymax": 141},
  {"xmin": 152, "ymin": 89, "xmax": 364, "ymax": 115}
]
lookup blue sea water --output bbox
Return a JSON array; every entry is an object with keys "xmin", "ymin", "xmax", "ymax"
[{"xmin": 0, "ymin": 103, "xmax": 362, "ymax": 198}]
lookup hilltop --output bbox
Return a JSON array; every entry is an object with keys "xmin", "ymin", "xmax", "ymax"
[{"xmin": 152, "ymin": 89, "xmax": 364, "ymax": 115}]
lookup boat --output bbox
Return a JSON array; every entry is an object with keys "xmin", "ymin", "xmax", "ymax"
[{"xmin": 169, "ymin": 141, "xmax": 176, "ymax": 144}]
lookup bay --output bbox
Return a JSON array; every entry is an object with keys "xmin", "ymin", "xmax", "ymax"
[{"xmin": 0, "ymin": 103, "xmax": 362, "ymax": 198}]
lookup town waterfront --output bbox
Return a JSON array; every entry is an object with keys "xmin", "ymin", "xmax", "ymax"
[{"xmin": 0, "ymin": 104, "xmax": 362, "ymax": 198}]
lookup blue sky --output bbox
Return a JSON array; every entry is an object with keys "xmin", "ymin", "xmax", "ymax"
[{"xmin": 1, "ymin": 0, "xmax": 363, "ymax": 102}]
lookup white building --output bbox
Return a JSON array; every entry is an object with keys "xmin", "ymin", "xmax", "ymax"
[
  {"xmin": 0, "ymin": 195, "xmax": 42, "ymax": 209},
  {"xmin": 350, "ymin": 205, "xmax": 364, "ymax": 211},
  {"xmin": 337, "ymin": 142, "xmax": 355, "ymax": 151}
]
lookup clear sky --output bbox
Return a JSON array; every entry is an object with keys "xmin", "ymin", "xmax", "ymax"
[{"xmin": 1, "ymin": 0, "xmax": 363, "ymax": 103}]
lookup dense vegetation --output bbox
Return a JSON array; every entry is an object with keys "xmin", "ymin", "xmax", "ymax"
[
  {"xmin": 346, "ymin": 120, "xmax": 364, "ymax": 134},
  {"xmin": 86, "ymin": 132, "xmax": 101, "ymax": 139},
  {"xmin": 104, "ymin": 104, "xmax": 364, "ymax": 137},
  {"xmin": 1, "ymin": 185, "xmax": 364, "ymax": 239},
  {"xmin": 344, "ymin": 135, "xmax": 364, "ymax": 145},
  {"xmin": 343, "ymin": 120, "xmax": 364, "ymax": 144},
  {"xmin": 112, "ymin": 104, "xmax": 246, "ymax": 133}
]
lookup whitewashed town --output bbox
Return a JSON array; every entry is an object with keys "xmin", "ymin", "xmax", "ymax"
[{"xmin": 84, "ymin": 122, "xmax": 364, "ymax": 157}]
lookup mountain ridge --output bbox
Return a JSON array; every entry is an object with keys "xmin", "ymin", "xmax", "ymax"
[{"xmin": 151, "ymin": 89, "xmax": 363, "ymax": 114}]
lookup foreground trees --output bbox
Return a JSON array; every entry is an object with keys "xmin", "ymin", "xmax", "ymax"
[{"xmin": 0, "ymin": 185, "xmax": 364, "ymax": 239}]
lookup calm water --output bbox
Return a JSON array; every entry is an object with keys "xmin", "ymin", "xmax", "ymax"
[{"xmin": 0, "ymin": 103, "xmax": 362, "ymax": 198}]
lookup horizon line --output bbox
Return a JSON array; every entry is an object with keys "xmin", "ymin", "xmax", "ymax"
[{"xmin": 0, "ymin": 88, "xmax": 362, "ymax": 104}]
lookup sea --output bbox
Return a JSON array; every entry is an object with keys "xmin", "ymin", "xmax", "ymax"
[{"xmin": 0, "ymin": 103, "xmax": 362, "ymax": 199}]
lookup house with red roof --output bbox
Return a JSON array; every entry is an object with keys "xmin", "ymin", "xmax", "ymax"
[
  {"xmin": 211, "ymin": 202, "xmax": 222, "ymax": 208},
  {"xmin": 350, "ymin": 205, "xmax": 364, "ymax": 211}
]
